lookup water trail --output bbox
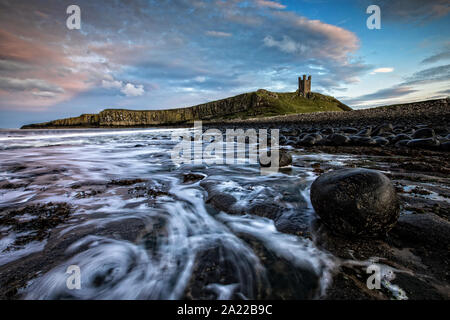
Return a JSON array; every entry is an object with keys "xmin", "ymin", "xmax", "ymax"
[{"xmin": 0, "ymin": 128, "xmax": 337, "ymax": 299}]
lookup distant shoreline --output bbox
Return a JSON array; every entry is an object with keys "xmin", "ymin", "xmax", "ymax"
[
  {"xmin": 20, "ymin": 97, "xmax": 449, "ymax": 130},
  {"xmin": 20, "ymin": 90, "xmax": 350, "ymax": 129}
]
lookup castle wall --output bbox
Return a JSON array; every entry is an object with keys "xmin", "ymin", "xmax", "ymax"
[{"xmin": 298, "ymin": 75, "xmax": 311, "ymax": 97}]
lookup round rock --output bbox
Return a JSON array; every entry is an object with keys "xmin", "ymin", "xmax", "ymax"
[
  {"xmin": 327, "ymin": 133, "xmax": 350, "ymax": 146},
  {"xmin": 310, "ymin": 168, "xmax": 400, "ymax": 237},
  {"xmin": 259, "ymin": 150, "xmax": 292, "ymax": 168},
  {"xmin": 413, "ymin": 127, "xmax": 435, "ymax": 139}
]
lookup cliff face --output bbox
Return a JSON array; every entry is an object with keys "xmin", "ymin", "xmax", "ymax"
[
  {"xmin": 21, "ymin": 90, "xmax": 350, "ymax": 128},
  {"xmin": 97, "ymin": 92, "xmax": 261, "ymax": 126}
]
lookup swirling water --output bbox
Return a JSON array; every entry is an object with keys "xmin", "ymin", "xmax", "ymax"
[{"xmin": 0, "ymin": 128, "xmax": 336, "ymax": 299}]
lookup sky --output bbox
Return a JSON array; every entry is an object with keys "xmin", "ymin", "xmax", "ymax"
[{"xmin": 0, "ymin": 0, "xmax": 449, "ymax": 128}]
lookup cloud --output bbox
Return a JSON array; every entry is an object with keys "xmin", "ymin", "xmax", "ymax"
[
  {"xmin": 31, "ymin": 91, "xmax": 57, "ymax": 98},
  {"xmin": 0, "ymin": 76, "xmax": 64, "ymax": 93},
  {"xmin": 205, "ymin": 31, "xmax": 232, "ymax": 37},
  {"xmin": 361, "ymin": 0, "xmax": 450, "ymax": 23},
  {"xmin": 0, "ymin": 29, "xmax": 69, "ymax": 66},
  {"xmin": 343, "ymin": 86, "xmax": 418, "ymax": 106},
  {"xmin": 263, "ymin": 35, "xmax": 305, "ymax": 54},
  {"xmin": 255, "ymin": 0, "xmax": 286, "ymax": 10},
  {"xmin": 344, "ymin": 63, "xmax": 450, "ymax": 106},
  {"xmin": 370, "ymin": 67, "xmax": 394, "ymax": 74},
  {"xmin": 434, "ymin": 88, "xmax": 450, "ymax": 96},
  {"xmin": 102, "ymin": 79, "xmax": 123, "ymax": 90},
  {"xmin": 194, "ymin": 76, "xmax": 206, "ymax": 83},
  {"xmin": 264, "ymin": 13, "xmax": 360, "ymax": 62},
  {"xmin": 102, "ymin": 77, "xmax": 145, "ymax": 97},
  {"xmin": 0, "ymin": 0, "xmax": 367, "ymax": 112},
  {"xmin": 0, "ymin": 59, "xmax": 31, "ymax": 72},
  {"xmin": 120, "ymin": 83, "xmax": 145, "ymax": 97},
  {"xmin": 421, "ymin": 47, "xmax": 450, "ymax": 64},
  {"xmin": 403, "ymin": 64, "xmax": 450, "ymax": 85}
]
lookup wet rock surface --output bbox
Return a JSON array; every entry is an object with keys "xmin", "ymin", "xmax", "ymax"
[
  {"xmin": 310, "ymin": 168, "xmax": 400, "ymax": 237},
  {"xmin": 0, "ymin": 203, "xmax": 72, "ymax": 250},
  {"xmin": 1, "ymin": 100, "xmax": 450, "ymax": 300}
]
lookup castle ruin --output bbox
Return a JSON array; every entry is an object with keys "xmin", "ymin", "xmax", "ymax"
[{"xmin": 298, "ymin": 74, "xmax": 311, "ymax": 97}]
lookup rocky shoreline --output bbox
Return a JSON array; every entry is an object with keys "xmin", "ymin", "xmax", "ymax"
[
  {"xmin": 0, "ymin": 98, "xmax": 449, "ymax": 300},
  {"xmin": 197, "ymin": 142, "xmax": 449, "ymax": 299},
  {"xmin": 200, "ymin": 99, "xmax": 450, "ymax": 299},
  {"xmin": 212, "ymin": 98, "xmax": 449, "ymax": 129},
  {"xmin": 196, "ymin": 98, "xmax": 450, "ymax": 299}
]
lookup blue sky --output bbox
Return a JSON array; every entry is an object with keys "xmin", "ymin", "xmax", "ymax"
[{"xmin": 0, "ymin": 0, "xmax": 449, "ymax": 128}]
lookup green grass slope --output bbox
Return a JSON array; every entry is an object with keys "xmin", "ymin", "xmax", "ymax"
[
  {"xmin": 219, "ymin": 89, "xmax": 351, "ymax": 121},
  {"xmin": 21, "ymin": 89, "xmax": 351, "ymax": 128}
]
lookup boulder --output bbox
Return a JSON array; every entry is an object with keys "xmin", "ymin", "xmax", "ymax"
[
  {"xmin": 407, "ymin": 138, "xmax": 440, "ymax": 149},
  {"xmin": 357, "ymin": 127, "xmax": 372, "ymax": 136},
  {"xmin": 278, "ymin": 151, "xmax": 293, "ymax": 167},
  {"xmin": 309, "ymin": 133, "xmax": 323, "ymax": 141},
  {"xmin": 413, "ymin": 127, "xmax": 435, "ymax": 139},
  {"xmin": 395, "ymin": 139, "xmax": 410, "ymax": 147},
  {"xmin": 372, "ymin": 123, "xmax": 393, "ymax": 136},
  {"xmin": 327, "ymin": 133, "xmax": 350, "ymax": 146},
  {"xmin": 259, "ymin": 150, "xmax": 292, "ymax": 168},
  {"xmin": 350, "ymin": 135, "xmax": 375, "ymax": 146},
  {"xmin": 310, "ymin": 168, "xmax": 400, "ymax": 237},
  {"xmin": 373, "ymin": 137, "xmax": 390, "ymax": 146},
  {"xmin": 441, "ymin": 141, "xmax": 450, "ymax": 151},
  {"xmin": 247, "ymin": 202, "xmax": 283, "ymax": 220},
  {"xmin": 321, "ymin": 127, "xmax": 334, "ymax": 135},
  {"xmin": 182, "ymin": 173, "xmax": 205, "ymax": 184},
  {"xmin": 392, "ymin": 133, "xmax": 411, "ymax": 143},
  {"xmin": 341, "ymin": 127, "xmax": 358, "ymax": 134},
  {"xmin": 206, "ymin": 192, "xmax": 238, "ymax": 213},
  {"xmin": 300, "ymin": 135, "xmax": 316, "ymax": 146}
]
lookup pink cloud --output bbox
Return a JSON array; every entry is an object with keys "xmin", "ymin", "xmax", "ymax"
[{"xmin": 256, "ymin": 0, "xmax": 286, "ymax": 10}]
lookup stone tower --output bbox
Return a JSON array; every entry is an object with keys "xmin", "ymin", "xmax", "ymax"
[{"xmin": 298, "ymin": 74, "xmax": 311, "ymax": 97}]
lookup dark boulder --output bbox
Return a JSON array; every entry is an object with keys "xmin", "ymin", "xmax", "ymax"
[
  {"xmin": 206, "ymin": 192, "xmax": 238, "ymax": 213},
  {"xmin": 299, "ymin": 135, "xmax": 316, "ymax": 146},
  {"xmin": 350, "ymin": 135, "xmax": 375, "ymax": 146},
  {"xmin": 413, "ymin": 127, "xmax": 435, "ymax": 139},
  {"xmin": 327, "ymin": 133, "xmax": 350, "ymax": 146},
  {"xmin": 248, "ymin": 202, "xmax": 283, "ymax": 220},
  {"xmin": 286, "ymin": 137, "xmax": 299, "ymax": 146},
  {"xmin": 309, "ymin": 133, "xmax": 323, "ymax": 141},
  {"xmin": 373, "ymin": 136, "xmax": 390, "ymax": 146},
  {"xmin": 310, "ymin": 168, "xmax": 400, "ymax": 237},
  {"xmin": 372, "ymin": 123, "xmax": 393, "ymax": 136},
  {"xmin": 341, "ymin": 127, "xmax": 358, "ymax": 134},
  {"xmin": 392, "ymin": 213, "xmax": 450, "ymax": 249},
  {"xmin": 278, "ymin": 151, "xmax": 293, "ymax": 167},
  {"xmin": 259, "ymin": 150, "xmax": 292, "ymax": 168},
  {"xmin": 440, "ymin": 141, "xmax": 450, "ymax": 151},
  {"xmin": 357, "ymin": 127, "xmax": 372, "ymax": 136},
  {"xmin": 282, "ymin": 129, "xmax": 299, "ymax": 137},
  {"xmin": 183, "ymin": 173, "xmax": 205, "ymax": 184},
  {"xmin": 321, "ymin": 127, "xmax": 334, "ymax": 135},
  {"xmin": 395, "ymin": 139, "xmax": 410, "ymax": 147},
  {"xmin": 407, "ymin": 138, "xmax": 440, "ymax": 149},
  {"xmin": 392, "ymin": 133, "xmax": 411, "ymax": 143}
]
